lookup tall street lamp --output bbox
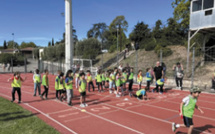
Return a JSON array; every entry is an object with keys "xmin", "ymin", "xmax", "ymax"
[
  {"xmin": 117, "ymin": 28, "xmax": 119, "ymax": 67},
  {"xmin": 12, "ymin": 33, "xmax": 14, "ymax": 50}
]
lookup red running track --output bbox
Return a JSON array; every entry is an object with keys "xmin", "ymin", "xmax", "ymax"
[{"xmin": 0, "ymin": 73, "xmax": 214, "ymax": 134}]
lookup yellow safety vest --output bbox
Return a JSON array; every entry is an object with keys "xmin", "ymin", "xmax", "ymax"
[{"xmin": 11, "ymin": 78, "xmax": 21, "ymax": 88}]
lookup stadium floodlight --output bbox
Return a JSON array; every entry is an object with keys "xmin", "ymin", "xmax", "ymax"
[{"xmin": 65, "ymin": 0, "xmax": 73, "ymax": 72}]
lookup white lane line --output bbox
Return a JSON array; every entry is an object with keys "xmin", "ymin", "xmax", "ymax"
[
  {"xmin": 24, "ymin": 103, "xmax": 78, "ymax": 134},
  {"xmin": 47, "ymin": 108, "xmax": 76, "ymax": 115},
  {"xmin": 58, "ymin": 112, "xmax": 79, "ymax": 118},
  {"xmin": 55, "ymin": 99, "xmax": 144, "ymax": 134},
  {"xmin": 64, "ymin": 116, "xmax": 91, "ymax": 123},
  {"xmin": 164, "ymin": 100, "xmax": 215, "ymax": 111},
  {"xmin": 104, "ymin": 103, "xmax": 211, "ymax": 134}
]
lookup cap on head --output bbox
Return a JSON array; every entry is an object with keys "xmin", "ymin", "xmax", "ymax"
[{"xmin": 190, "ymin": 86, "xmax": 201, "ymax": 93}]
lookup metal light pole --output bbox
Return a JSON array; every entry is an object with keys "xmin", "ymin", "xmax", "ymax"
[
  {"xmin": 65, "ymin": 0, "xmax": 73, "ymax": 72},
  {"xmin": 101, "ymin": 39, "xmax": 104, "ymax": 70},
  {"xmin": 117, "ymin": 28, "xmax": 119, "ymax": 67},
  {"xmin": 12, "ymin": 33, "xmax": 14, "ymax": 50}
]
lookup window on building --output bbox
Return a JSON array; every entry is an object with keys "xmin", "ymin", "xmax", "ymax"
[
  {"xmin": 203, "ymin": 0, "xmax": 214, "ymax": 9},
  {"xmin": 192, "ymin": 0, "xmax": 203, "ymax": 12}
]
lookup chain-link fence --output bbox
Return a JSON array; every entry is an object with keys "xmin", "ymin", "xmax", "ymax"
[{"xmin": 0, "ymin": 57, "xmax": 36, "ymax": 74}]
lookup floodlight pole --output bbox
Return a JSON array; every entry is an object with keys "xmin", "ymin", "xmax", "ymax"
[
  {"xmin": 117, "ymin": 28, "xmax": 119, "ymax": 67},
  {"xmin": 65, "ymin": 0, "xmax": 73, "ymax": 72}
]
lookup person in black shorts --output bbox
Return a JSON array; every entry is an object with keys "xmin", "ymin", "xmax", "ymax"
[{"xmin": 153, "ymin": 61, "xmax": 164, "ymax": 93}]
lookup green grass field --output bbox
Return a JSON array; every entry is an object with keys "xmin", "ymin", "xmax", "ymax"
[{"xmin": 0, "ymin": 97, "xmax": 59, "ymax": 134}]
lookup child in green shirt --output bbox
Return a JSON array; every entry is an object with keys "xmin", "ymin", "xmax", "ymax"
[{"xmin": 172, "ymin": 86, "xmax": 204, "ymax": 134}]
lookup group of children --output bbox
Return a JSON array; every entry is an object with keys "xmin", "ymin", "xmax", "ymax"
[{"xmin": 8, "ymin": 69, "xmax": 204, "ymax": 134}]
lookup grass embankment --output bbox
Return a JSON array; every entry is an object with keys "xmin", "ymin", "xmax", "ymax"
[{"xmin": 0, "ymin": 97, "xmax": 59, "ymax": 134}]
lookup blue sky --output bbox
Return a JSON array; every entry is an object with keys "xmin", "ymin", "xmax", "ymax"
[{"xmin": 0, "ymin": 0, "xmax": 174, "ymax": 47}]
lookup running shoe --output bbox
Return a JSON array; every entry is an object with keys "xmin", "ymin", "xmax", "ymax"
[
  {"xmin": 172, "ymin": 123, "xmax": 176, "ymax": 132},
  {"xmin": 116, "ymin": 94, "xmax": 121, "ymax": 97},
  {"xmin": 84, "ymin": 103, "xmax": 88, "ymax": 107},
  {"xmin": 80, "ymin": 104, "xmax": 85, "ymax": 107}
]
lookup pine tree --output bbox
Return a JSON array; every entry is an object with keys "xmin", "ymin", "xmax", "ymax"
[
  {"xmin": 48, "ymin": 41, "xmax": 51, "ymax": 47},
  {"xmin": 52, "ymin": 38, "xmax": 54, "ymax": 46},
  {"xmin": 3, "ymin": 40, "xmax": 7, "ymax": 49}
]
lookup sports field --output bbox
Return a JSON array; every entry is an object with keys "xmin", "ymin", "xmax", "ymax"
[{"xmin": 0, "ymin": 73, "xmax": 214, "ymax": 134}]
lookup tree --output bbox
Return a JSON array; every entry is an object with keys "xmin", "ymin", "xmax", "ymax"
[
  {"xmin": 52, "ymin": 38, "xmax": 54, "ymax": 46},
  {"xmin": 3, "ymin": 40, "xmax": 7, "ymax": 49},
  {"xmin": 48, "ymin": 42, "xmax": 51, "ymax": 47},
  {"xmin": 172, "ymin": 0, "xmax": 190, "ymax": 31},
  {"xmin": 7, "ymin": 41, "xmax": 19, "ymax": 49},
  {"xmin": 152, "ymin": 20, "xmax": 163, "ymax": 39},
  {"xmin": 87, "ymin": 23, "xmax": 108, "ymax": 41},
  {"xmin": 129, "ymin": 21, "xmax": 151, "ymax": 49},
  {"xmin": 20, "ymin": 42, "xmax": 37, "ymax": 49},
  {"xmin": 77, "ymin": 38, "xmax": 101, "ymax": 59},
  {"xmin": 109, "ymin": 16, "xmax": 128, "ymax": 52}
]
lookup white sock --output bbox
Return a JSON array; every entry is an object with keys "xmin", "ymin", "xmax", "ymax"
[{"xmin": 176, "ymin": 124, "xmax": 180, "ymax": 128}]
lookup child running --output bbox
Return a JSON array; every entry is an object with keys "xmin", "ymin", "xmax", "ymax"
[
  {"xmin": 86, "ymin": 70, "xmax": 94, "ymax": 92},
  {"xmin": 8, "ymin": 72, "xmax": 26, "ymax": 103},
  {"xmin": 79, "ymin": 72, "xmax": 88, "ymax": 107},
  {"xmin": 65, "ymin": 70, "xmax": 73, "ymax": 106},
  {"xmin": 41, "ymin": 69, "xmax": 49, "ymax": 100},
  {"xmin": 146, "ymin": 68, "xmax": 152, "ymax": 91},
  {"xmin": 55, "ymin": 70, "xmax": 61, "ymax": 100},
  {"xmin": 172, "ymin": 86, "xmax": 204, "ymax": 134},
  {"xmin": 135, "ymin": 87, "xmax": 149, "ymax": 101},
  {"xmin": 33, "ymin": 69, "xmax": 41, "ymax": 97},
  {"xmin": 137, "ymin": 70, "xmax": 143, "ymax": 90}
]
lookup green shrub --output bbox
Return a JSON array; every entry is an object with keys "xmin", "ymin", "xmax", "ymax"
[
  {"xmin": 155, "ymin": 47, "xmax": 173, "ymax": 57},
  {"xmin": 109, "ymin": 45, "xmax": 116, "ymax": 53},
  {"xmin": 145, "ymin": 40, "xmax": 156, "ymax": 51}
]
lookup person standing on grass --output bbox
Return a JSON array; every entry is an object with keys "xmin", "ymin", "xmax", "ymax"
[
  {"xmin": 146, "ymin": 68, "xmax": 152, "ymax": 91},
  {"xmin": 137, "ymin": 70, "xmax": 143, "ymax": 90},
  {"xmin": 33, "ymin": 69, "xmax": 41, "ymax": 97},
  {"xmin": 55, "ymin": 70, "xmax": 61, "ymax": 100},
  {"xmin": 211, "ymin": 70, "xmax": 215, "ymax": 91},
  {"xmin": 65, "ymin": 70, "xmax": 73, "ymax": 106},
  {"xmin": 153, "ymin": 61, "xmax": 164, "ymax": 93},
  {"xmin": 8, "ymin": 72, "xmax": 26, "ymax": 103},
  {"xmin": 41, "ymin": 69, "xmax": 49, "ymax": 100},
  {"xmin": 173, "ymin": 62, "xmax": 184, "ymax": 90},
  {"xmin": 128, "ymin": 67, "xmax": 134, "ymax": 97},
  {"xmin": 172, "ymin": 86, "xmax": 204, "ymax": 134},
  {"xmin": 79, "ymin": 72, "xmax": 87, "ymax": 107}
]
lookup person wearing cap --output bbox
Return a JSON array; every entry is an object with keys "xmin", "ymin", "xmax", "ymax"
[
  {"xmin": 172, "ymin": 86, "xmax": 204, "ymax": 134},
  {"xmin": 172, "ymin": 62, "xmax": 184, "ymax": 90}
]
